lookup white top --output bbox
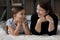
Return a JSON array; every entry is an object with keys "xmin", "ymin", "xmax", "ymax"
[{"xmin": 6, "ymin": 18, "xmax": 25, "ymax": 34}]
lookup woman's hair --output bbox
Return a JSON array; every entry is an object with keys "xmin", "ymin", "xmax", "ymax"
[
  {"xmin": 10, "ymin": 6, "xmax": 24, "ymax": 18},
  {"xmin": 37, "ymin": 2, "xmax": 53, "ymax": 14}
]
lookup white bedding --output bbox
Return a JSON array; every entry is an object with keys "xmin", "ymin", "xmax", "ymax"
[
  {"xmin": 0, "ymin": 15, "xmax": 60, "ymax": 40},
  {"xmin": 0, "ymin": 25, "xmax": 60, "ymax": 40}
]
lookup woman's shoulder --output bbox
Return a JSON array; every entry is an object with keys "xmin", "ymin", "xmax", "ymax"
[
  {"xmin": 31, "ymin": 13, "xmax": 38, "ymax": 19},
  {"xmin": 49, "ymin": 13, "xmax": 58, "ymax": 21},
  {"xmin": 32, "ymin": 13, "xmax": 38, "ymax": 16}
]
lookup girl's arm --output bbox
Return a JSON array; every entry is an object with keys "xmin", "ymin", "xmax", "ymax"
[
  {"xmin": 8, "ymin": 23, "xmax": 21, "ymax": 35},
  {"xmin": 22, "ymin": 22, "xmax": 31, "ymax": 35}
]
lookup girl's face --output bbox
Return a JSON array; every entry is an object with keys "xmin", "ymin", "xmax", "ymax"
[
  {"xmin": 14, "ymin": 9, "xmax": 25, "ymax": 21},
  {"xmin": 36, "ymin": 4, "xmax": 47, "ymax": 17}
]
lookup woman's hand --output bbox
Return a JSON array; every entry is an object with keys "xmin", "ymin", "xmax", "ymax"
[
  {"xmin": 46, "ymin": 15, "xmax": 54, "ymax": 23},
  {"xmin": 35, "ymin": 17, "xmax": 47, "ymax": 33},
  {"xmin": 37, "ymin": 17, "xmax": 47, "ymax": 23},
  {"xmin": 46, "ymin": 15, "xmax": 55, "ymax": 32}
]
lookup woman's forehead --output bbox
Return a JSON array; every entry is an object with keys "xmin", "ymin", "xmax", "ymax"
[{"xmin": 37, "ymin": 5, "xmax": 45, "ymax": 11}]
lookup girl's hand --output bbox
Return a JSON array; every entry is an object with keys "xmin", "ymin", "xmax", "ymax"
[
  {"xmin": 16, "ymin": 19, "xmax": 22, "ymax": 27},
  {"xmin": 22, "ymin": 15, "xmax": 26, "ymax": 23},
  {"xmin": 17, "ymin": 22, "xmax": 22, "ymax": 27}
]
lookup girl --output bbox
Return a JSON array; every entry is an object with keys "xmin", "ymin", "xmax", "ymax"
[
  {"xmin": 30, "ymin": 2, "xmax": 58, "ymax": 35},
  {"xmin": 6, "ymin": 6, "xmax": 30, "ymax": 35}
]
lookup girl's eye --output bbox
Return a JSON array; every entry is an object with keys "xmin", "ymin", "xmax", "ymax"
[{"xmin": 20, "ymin": 13, "xmax": 24, "ymax": 15}]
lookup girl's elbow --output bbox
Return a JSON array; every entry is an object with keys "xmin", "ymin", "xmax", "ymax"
[{"xmin": 11, "ymin": 32, "xmax": 19, "ymax": 36}]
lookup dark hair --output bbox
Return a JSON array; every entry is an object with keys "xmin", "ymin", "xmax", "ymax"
[
  {"xmin": 37, "ymin": 2, "xmax": 53, "ymax": 14},
  {"xmin": 10, "ymin": 6, "xmax": 24, "ymax": 18}
]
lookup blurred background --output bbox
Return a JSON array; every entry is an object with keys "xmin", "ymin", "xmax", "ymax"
[{"xmin": 0, "ymin": 0, "xmax": 60, "ymax": 21}]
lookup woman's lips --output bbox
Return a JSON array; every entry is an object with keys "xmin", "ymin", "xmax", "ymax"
[{"xmin": 38, "ymin": 13, "xmax": 41, "ymax": 17}]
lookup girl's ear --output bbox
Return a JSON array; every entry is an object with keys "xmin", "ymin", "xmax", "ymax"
[{"xmin": 13, "ymin": 14, "xmax": 16, "ymax": 17}]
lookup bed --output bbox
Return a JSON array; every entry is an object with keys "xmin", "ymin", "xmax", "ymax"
[{"xmin": 0, "ymin": 15, "xmax": 60, "ymax": 40}]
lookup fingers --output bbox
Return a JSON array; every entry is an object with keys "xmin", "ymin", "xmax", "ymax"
[
  {"xmin": 46, "ymin": 15, "xmax": 53, "ymax": 22},
  {"xmin": 48, "ymin": 26, "xmax": 55, "ymax": 32}
]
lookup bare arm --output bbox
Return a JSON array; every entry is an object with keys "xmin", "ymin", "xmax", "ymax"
[
  {"xmin": 46, "ymin": 15, "xmax": 55, "ymax": 32},
  {"xmin": 35, "ymin": 17, "xmax": 47, "ymax": 33},
  {"xmin": 8, "ymin": 23, "xmax": 21, "ymax": 35},
  {"xmin": 35, "ymin": 21, "xmax": 41, "ymax": 33},
  {"xmin": 48, "ymin": 21, "xmax": 55, "ymax": 32},
  {"xmin": 22, "ymin": 22, "xmax": 31, "ymax": 35},
  {"xmin": 35, "ymin": 17, "xmax": 45, "ymax": 33}
]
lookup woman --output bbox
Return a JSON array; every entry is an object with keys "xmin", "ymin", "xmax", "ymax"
[
  {"xmin": 30, "ymin": 2, "xmax": 58, "ymax": 35},
  {"xmin": 6, "ymin": 6, "xmax": 30, "ymax": 35}
]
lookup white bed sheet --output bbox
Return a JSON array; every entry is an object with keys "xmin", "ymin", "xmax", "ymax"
[{"xmin": 0, "ymin": 25, "xmax": 60, "ymax": 40}]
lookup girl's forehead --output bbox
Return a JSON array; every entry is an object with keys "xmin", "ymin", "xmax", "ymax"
[
  {"xmin": 20, "ymin": 10, "xmax": 25, "ymax": 13},
  {"xmin": 16, "ymin": 10, "xmax": 25, "ymax": 14}
]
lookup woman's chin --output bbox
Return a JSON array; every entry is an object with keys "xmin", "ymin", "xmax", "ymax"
[{"xmin": 38, "ymin": 16, "xmax": 41, "ymax": 18}]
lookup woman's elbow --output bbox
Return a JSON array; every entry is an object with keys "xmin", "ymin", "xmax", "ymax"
[{"xmin": 25, "ymin": 32, "xmax": 31, "ymax": 35}]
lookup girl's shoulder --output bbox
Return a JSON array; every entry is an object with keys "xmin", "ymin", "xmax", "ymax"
[{"xmin": 6, "ymin": 18, "xmax": 14, "ymax": 23}]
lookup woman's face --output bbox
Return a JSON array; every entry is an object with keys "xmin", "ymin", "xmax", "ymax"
[
  {"xmin": 14, "ymin": 9, "xmax": 25, "ymax": 21},
  {"xmin": 36, "ymin": 4, "xmax": 47, "ymax": 17}
]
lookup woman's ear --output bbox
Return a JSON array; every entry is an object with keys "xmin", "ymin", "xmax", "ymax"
[
  {"xmin": 44, "ymin": 10, "xmax": 49, "ymax": 17},
  {"xmin": 47, "ymin": 10, "xmax": 49, "ymax": 13}
]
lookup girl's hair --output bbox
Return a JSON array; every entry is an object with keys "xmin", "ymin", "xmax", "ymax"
[
  {"xmin": 10, "ymin": 6, "xmax": 24, "ymax": 18},
  {"xmin": 37, "ymin": 1, "xmax": 53, "ymax": 14}
]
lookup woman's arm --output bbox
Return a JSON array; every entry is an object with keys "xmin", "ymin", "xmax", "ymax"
[
  {"xmin": 46, "ymin": 15, "xmax": 55, "ymax": 32},
  {"xmin": 48, "ymin": 21, "xmax": 55, "ymax": 32},
  {"xmin": 35, "ymin": 21, "xmax": 41, "ymax": 33},
  {"xmin": 35, "ymin": 17, "xmax": 47, "ymax": 33}
]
